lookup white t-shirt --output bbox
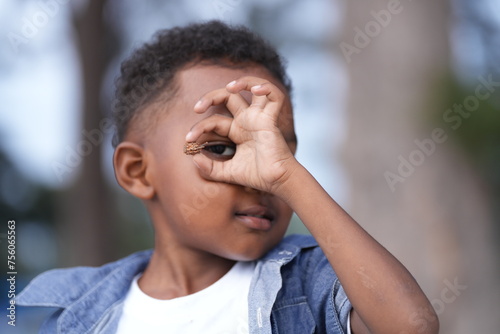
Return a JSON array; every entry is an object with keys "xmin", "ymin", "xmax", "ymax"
[{"xmin": 115, "ymin": 261, "xmax": 255, "ymax": 334}]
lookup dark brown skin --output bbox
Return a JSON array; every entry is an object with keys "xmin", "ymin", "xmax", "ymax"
[{"xmin": 113, "ymin": 63, "xmax": 439, "ymax": 333}]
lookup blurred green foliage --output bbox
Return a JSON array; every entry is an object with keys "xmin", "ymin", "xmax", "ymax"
[{"xmin": 430, "ymin": 73, "xmax": 500, "ymax": 235}]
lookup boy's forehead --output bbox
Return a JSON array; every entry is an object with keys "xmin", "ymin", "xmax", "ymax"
[
  {"xmin": 175, "ymin": 63, "xmax": 284, "ymax": 99},
  {"xmin": 171, "ymin": 63, "xmax": 293, "ymax": 113}
]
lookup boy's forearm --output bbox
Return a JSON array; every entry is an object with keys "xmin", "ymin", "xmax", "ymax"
[{"xmin": 276, "ymin": 162, "xmax": 438, "ymax": 333}]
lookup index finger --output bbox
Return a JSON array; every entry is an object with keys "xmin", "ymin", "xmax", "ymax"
[
  {"xmin": 226, "ymin": 76, "xmax": 286, "ymax": 118},
  {"xmin": 194, "ymin": 87, "xmax": 250, "ymax": 117},
  {"xmin": 226, "ymin": 76, "xmax": 286, "ymax": 104}
]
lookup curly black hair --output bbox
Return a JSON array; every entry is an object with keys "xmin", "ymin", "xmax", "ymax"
[{"xmin": 112, "ymin": 20, "xmax": 292, "ymax": 147}]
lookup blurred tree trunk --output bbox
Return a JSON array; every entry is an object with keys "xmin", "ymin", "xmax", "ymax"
[
  {"xmin": 340, "ymin": 0, "xmax": 499, "ymax": 332},
  {"xmin": 60, "ymin": 0, "xmax": 117, "ymax": 266}
]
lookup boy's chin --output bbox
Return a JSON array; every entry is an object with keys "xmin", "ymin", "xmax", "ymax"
[
  {"xmin": 227, "ymin": 253, "xmax": 263, "ymax": 262},
  {"xmin": 221, "ymin": 242, "xmax": 278, "ymax": 262}
]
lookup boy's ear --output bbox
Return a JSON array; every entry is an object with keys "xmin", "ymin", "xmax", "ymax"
[{"xmin": 113, "ymin": 142, "xmax": 155, "ymax": 200}]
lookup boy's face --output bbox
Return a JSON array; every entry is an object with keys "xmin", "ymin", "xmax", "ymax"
[{"xmin": 140, "ymin": 63, "xmax": 296, "ymax": 261}]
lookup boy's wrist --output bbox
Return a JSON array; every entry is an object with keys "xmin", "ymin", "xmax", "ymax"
[{"xmin": 271, "ymin": 159, "xmax": 308, "ymax": 204}]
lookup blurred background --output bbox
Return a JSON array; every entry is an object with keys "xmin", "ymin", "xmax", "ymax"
[{"xmin": 0, "ymin": 0, "xmax": 499, "ymax": 333}]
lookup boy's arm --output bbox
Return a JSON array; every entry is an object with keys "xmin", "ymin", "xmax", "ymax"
[
  {"xmin": 186, "ymin": 76, "xmax": 439, "ymax": 334},
  {"xmin": 275, "ymin": 162, "xmax": 438, "ymax": 334}
]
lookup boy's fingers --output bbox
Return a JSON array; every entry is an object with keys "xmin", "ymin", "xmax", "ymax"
[
  {"xmin": 227, "ymin": 78, "xmax": 284, "ymax": 118},
  {"xmin": 185, "ymin": 114, "xmax": 233, "ymax": 142},
  {"xmin": 227, "ymin": 77, "xmax": 285, "ymax": 103},
  {"xmin": 192, "ymin": 154, "xmax": 230, "ymax": 183},
  {"xmin": 226, "ymin": 76, "xmax": 268, "ymax": 92},
  {"xmin": 249, "ymin": 93, "xmax": 269, "ymax": 110},
  {"xmin": 195, "ymin": 88, "xmax": 249, "ymax": 117}
]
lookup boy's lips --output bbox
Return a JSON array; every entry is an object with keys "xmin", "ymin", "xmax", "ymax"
[{"xmin": 234, "ymin": 205, "xmax": 275, "ymax": 231}]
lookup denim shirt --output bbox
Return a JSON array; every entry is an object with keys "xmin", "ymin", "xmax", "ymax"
[{"xmin": 17, "ymin": 234, "xmax": 351, "ymax": 334}]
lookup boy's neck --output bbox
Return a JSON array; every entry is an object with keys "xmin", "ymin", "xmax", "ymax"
[{"xmin": 137, "ymin": 243, "xmax": 236, "ymax": 300}]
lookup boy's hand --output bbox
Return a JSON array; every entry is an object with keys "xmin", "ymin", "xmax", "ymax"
[
  {"xmin": 186, "ymin": 78, "xmax": 439, "ymax": 334},
  {"xmin": 185, "ymin": 76, "xmax": 298, "ymax": 195}
]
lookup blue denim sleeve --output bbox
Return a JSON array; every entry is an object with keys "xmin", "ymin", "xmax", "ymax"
[{"xmin": 302, "ymin": 245, "xmax": 352, "ymax": 334}]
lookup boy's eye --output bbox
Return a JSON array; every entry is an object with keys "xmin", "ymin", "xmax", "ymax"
[{"xmin": 203, "ymin": 143, "xmax": 236, "ymax": 158}]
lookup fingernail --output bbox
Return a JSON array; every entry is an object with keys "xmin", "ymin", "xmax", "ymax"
[
  {"xmin": 252, "ymin": 85, "xmax": 262, "ymax": 91},
  {"xmin": 185, "ymin": 131, "xmax": 193, "ymax": 141},
  {"xmin": 194, "ymin": 100, "xmax": 203, "ymax": 109},
  {"xmin": 227, "ymin": 80, "xmax": 237, "ymax": 87}
]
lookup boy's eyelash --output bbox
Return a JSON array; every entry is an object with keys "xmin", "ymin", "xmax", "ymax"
[{"xmin": 203, "ymin": 143, "xmax": 236, "ymax": 156}]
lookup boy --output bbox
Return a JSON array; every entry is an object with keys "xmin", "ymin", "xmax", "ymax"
[{"xmin": 17, "ymin": 21, "xmax": 439, "ymax": 333}]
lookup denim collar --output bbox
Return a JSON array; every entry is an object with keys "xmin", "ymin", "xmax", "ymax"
[{"xmin": 248, "ymin": 234, "xmax": 317, "ymax": 333}]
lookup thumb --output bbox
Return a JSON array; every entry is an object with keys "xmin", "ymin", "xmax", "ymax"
[{"xmin": 192, "ymin": 154, "xmax": 227, "ymax": 182}]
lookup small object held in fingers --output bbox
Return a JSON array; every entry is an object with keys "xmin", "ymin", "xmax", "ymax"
[{"xmin": 183, "ymin": 142, "xmax": 208, "ymax": 155}]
